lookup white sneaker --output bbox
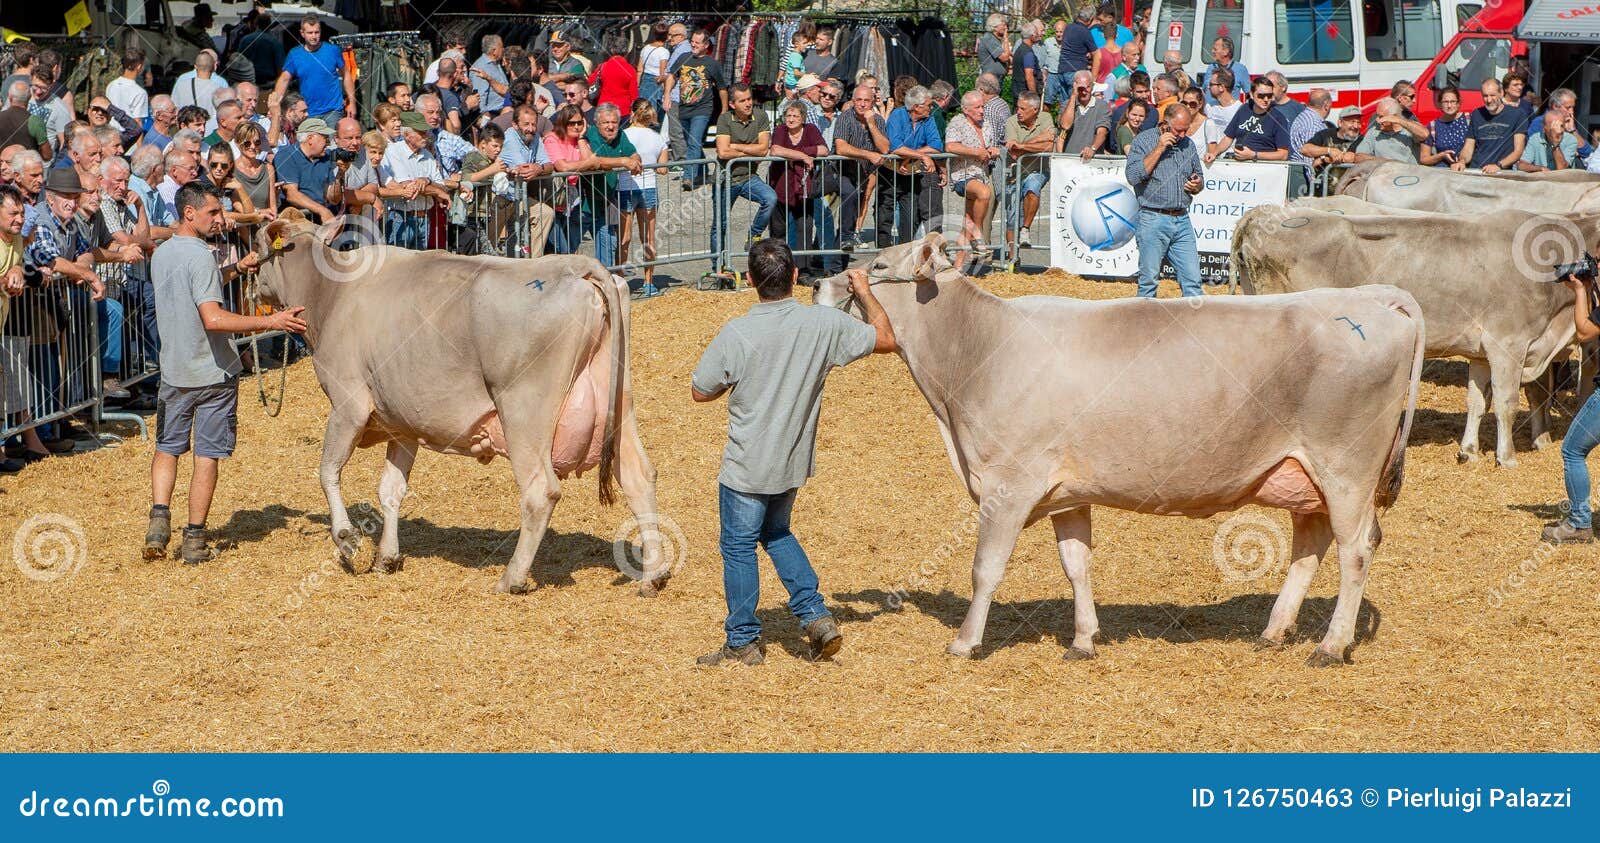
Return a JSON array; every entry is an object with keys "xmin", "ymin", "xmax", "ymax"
[{"xmin": 1018, "ymin": 227, "xmax": 1032, "ymax": 249}]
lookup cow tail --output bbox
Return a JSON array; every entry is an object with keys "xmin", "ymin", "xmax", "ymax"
[
  {"xmin": 592, "ymin": 271, "xmax": 625, "ymax": 507},
  {"xmin": 1376, "ymin": 298, "xmax": 1425, "ymax": 510}
]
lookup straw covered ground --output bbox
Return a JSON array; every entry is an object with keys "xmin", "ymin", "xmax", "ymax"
[{"xmin": 2, "ymin": 271, "xmax": 1598, "ymax": 752}]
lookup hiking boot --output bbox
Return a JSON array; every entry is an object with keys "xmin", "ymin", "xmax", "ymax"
[
  {"xmin": 804, "ymin": 616, "xmax": 843, "ymax": 660},
  {"xmin": 102, "ymin": 378, "xmax": 131, "ymax": 400},
  {"xmin": 695, "ymin": 640, "xmax": 765, "ymax": 666},
  {"xmin": 179, "ymin": 526, "xmax": 216, "ymax": 564},
  {"xmin": 143, "ymin": 510, "xmax": 171, "ymax": 560},
  {"xmin": 1541, "ymin": 522, "xmax": 1594, "ymax": 544}
]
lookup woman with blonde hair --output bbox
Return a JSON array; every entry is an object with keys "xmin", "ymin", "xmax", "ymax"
[
  {"xmin": 228, "ymin": 120, "xmax": 277, "ymax": 222},
  {"xmin": 620, "ymin": 98, "xmax": 670, "ymax": 295},
  {"xmin": 373, "ymin": 102, "xmax": 403, "ymax": 142}
]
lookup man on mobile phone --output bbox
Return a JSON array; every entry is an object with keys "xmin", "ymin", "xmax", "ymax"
[{"xmin": 1125, "ymin": 102, "xmax": 1205, "ymax": 298}]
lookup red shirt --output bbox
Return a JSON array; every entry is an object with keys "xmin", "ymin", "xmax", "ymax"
[{"xmin": 589, "ymin": 56, "xmax": 639, "ymax": 114}]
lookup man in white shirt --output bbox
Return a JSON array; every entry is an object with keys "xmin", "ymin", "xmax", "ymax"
[
  {"xmin": 170, "ymin": 50, "xmax": 226, "ymax": 116},
  {"xmin": 106, "ymin": 48, "xmax": 150, "ymax": 122},
  {"xmin": 379, "ymin": 111, "xmax": 450, "ymax": 249}
]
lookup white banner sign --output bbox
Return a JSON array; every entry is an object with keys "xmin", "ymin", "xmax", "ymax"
[{"xmin": 1047, "ymin": 156, "xmax": 1291, "ymax": 283}]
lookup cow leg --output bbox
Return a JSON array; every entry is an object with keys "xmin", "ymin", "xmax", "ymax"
[
  {"xmin": 1527, "ymin": 372, "xmax": 1554, "ymax": 451},
  {"xmin": 1489, "ymin": 355, "xmax": 1521, "ymax": 468},
  {"xmin": 374, "ymin": 440, "xmax": 418, "ymax": 574},
  {"xmin": 320, "ymin": 412, "xmax": 367, "ymax": 570},
  {"xmin": 948, "ymin": 500, "xmax": 1030, "ymax": 658},
  {"xmin": 1458, "ymin": 359, "xmax": 1491, "ymax": 463},
  {"xmin": 1051, "ymin": 507, "xmax": 1098, "ymax": 659},
  {"xmin": 617, "ymin": 418, "xmax": 669, "ymax": 597},
  {"xmin": 1309, "ymin": 508, "xmax": 1380, "ymax": 667},
  {"xmin": 1260, "ymin": 511, "xmax": 1333, "ymax": 646},
  {"xmin": 494, "ymin": 404, "xmax": 562, "ymax": 594}
]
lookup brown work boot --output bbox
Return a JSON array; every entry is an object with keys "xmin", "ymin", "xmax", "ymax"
[
  {"xmin": 804, "ymin": 616, "xmax": 843, "ymax": 661},
  {"xmin": 695, "ymin": 640, "xmax": 765, "ymax": 667},
  {"xmin": 143, "ymin": 509, "xmax": 171, "ymax": 560},
  {"xmin": 1541, "ymin": 522, "xmax": 1594, "ymax": 544},
  {"xmin": 179, "ymin": 526, "xmax": 216, "ymax": 564}
]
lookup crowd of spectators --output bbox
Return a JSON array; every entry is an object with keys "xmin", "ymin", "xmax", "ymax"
[{"xmin": 2, "ymin": 5, "xmax": 1595, "ymax": 475}]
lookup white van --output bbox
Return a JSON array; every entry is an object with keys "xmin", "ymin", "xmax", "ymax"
[{"xmin": 1145, "ymin": 0, "xmax": 1481, "ymax": 108}]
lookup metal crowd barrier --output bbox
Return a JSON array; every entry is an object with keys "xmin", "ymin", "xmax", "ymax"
[{"xmin": 1, "ymin": 274, "xmax": 107, "ymax": 443}]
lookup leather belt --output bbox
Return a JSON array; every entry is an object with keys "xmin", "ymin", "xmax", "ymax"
[{"xmin": 1143, "ymin": 206, "xmax": 1187, "ymax": 216}]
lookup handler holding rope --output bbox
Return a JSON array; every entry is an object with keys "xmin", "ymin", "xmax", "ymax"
[
  {"xmin": 143, "ymin": 183, "xmax": 307, "ymax": 564},
  {"xmin": 691, "ymin": 241, "xmax": 895, "ymax": 666}
]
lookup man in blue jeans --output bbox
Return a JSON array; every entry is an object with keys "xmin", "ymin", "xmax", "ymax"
[
  {"xmin": 712, "ymin": 85, "xmax": 777, "ymax": 269},
  {"xmin": 691, "ymin": 241, "xmax": 896, "ymax": 665},
  {"xmin": 1545, "ymin": 257, "xmax": 1600, "ymax": 544},
  {"xmin": 1124, "ymin": 103, "xmax": 1205, "ymax": 298}
]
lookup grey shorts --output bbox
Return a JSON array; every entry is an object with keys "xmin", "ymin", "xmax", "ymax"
[{"xmin": 156, "ymin": 378, "xmax": 239, "ymax": 459}]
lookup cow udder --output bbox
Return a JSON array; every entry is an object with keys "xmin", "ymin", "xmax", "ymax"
[{"xmin": 1249, "ymin": 457, "xmax": 1327, "ymax": 514}]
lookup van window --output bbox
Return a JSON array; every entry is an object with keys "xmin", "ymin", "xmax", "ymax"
[
  {"xmin": 1365, "ymin": 0, "xmax": 1443, "ymax": 62},
  {"xmin": 1437, "ymin": 36, "xmax": 1512, "ymax": 91},
  {"xmin": 1156, "ymin": 0, "xmax": 1198, "ymax": 63},
  {"xmin": 1456, "ymin": 2, "xmax": 1483, "ymax": 27},
  {"xmin": 1202, "ymin": 0, "xmax": 1247, "ymax": 62},
  {"xmin": 1275, "ymin": 0, "xmax": 1356, "ymax": 64}
]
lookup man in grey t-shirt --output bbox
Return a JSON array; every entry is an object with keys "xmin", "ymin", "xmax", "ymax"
[
  {"xmin": 145, "ymin": 182, "xmax": 307, "ymax": 565},
  {"xmin": 691, "ymin": 241, "xmax": 895, "ymax": 666}
]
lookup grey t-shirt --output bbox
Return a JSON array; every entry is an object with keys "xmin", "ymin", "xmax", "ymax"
[
  {"xmin": 977, "ymin": 33, "xmax": 1008, "ymax": 80},
  {"xmin": 152, "ymin": 235, "xmax": 242, "ymax": 387},
  {"xmin": 692, "ymin": 297, "xmax": 877, "ymax": 495},
  {"xmin": 1061, "ymin": 100, "xmax": 1111, "ymax": 154},
  {"xmin": 1354, "ymin": 127, "xmax": 1419, "ymax": 163}
]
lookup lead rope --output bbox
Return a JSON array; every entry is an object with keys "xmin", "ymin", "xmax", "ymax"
[{"xmin": 245, "ymin": 272, "xmax": 286, "ymax": 417}]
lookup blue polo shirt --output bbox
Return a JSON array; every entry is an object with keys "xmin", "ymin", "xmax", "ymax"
[
  {"xmin": 886, "ymin": 107, "xmax": 943, "ymax": 154},
  {"xmin": 274, "ymin": 143, "xmax": 335, "ymax": 208},
  {"xmin": 283, "ymin": 43, "xmax": 346, "ymax": 116}
]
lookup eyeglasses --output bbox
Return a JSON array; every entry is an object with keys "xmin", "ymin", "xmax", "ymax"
[
  {"xmin": 1253, "ymin": 93, "xmax": 1274, "ymax": 100},
  {"xmin": 208, "ymin": 162, "xmax": 231, "ymax": 170},
  {"xmin": 820, "ymin": 92, "xmax": 838, "ymax": 99},
  {"xmin": 1397, "ymin": 92, "xmax": 1415, "ymax": 99},
  {"xmin": 239, "ymin": 139, "xmax": 261, "ymax": 148}
]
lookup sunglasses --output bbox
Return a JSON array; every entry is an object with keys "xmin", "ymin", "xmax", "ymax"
[
  {"xmin": 208, "ymin": 161, "xmax": 231, "ymax": 169},
  {"xmin": 1254, "ymin": 93, "xmax": 1274, "ymax": 99}
]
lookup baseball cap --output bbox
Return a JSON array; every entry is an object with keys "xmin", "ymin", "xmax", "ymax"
[
  {"xmin": 1337, "ymin": 106, "xmax": 1361, "ymax": 120},
  {"xmin": 550, "ymin": 30, "xmax": 569, "ymax": 44},
  {"xmin": 796, "ymin": 74, "xmax": 823, "ymax": 92},
  {"xmin": 398, "ymin": 111, "xmax": 431, "ymax": 133},
  {"xmin": 297, "ymin": 117, "xmax": 335, "ymax": 136}
]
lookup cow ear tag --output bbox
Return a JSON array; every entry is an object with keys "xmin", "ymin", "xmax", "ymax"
[{"xmin": 272, "ymin": 236, "xmax": 286, "ymax": 251}]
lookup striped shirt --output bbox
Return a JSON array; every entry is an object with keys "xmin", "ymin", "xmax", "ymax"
[
  {"xmin": 1124, "ymin": 128, "xmax": 1204, "ymax": 212},
  {"xmin": 431, "ymin": 128, "xmax": 475, "ymax": 176},
  {"xmin": 1288, "ymin": 107, "xmax": 1327, "ymax": 166}
]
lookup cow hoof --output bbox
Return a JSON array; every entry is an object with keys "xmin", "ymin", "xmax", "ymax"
[
  {"xmin": 495, "ymin": 578, "xmax": 533, "ymax": 595},
  {"xmin": 1456, "ymin": 450, "xmax": 1478, "ymax": 464},
  {"xmin": 945, "ymin": 642, "xmax": 977, "ymax": 659},
  {"xmin": 374, "ymin": 555, "xmax": 403, "ymax": 575},
  {"xmin": 1254, "ymin": 635, "xmax": 1288, "ymax": 651},
  {"xmin": 1305, "ymin": 648, "xmax": 1345, "ymax": 668},
  {"xmin": 1498, "ymin": 456, "xmax": 1519, "ymax": 469},
  {"xmin": 637, "ymin": 575, "xmax": 670, "ymax": 598},
  {"xmin": 1533, "ymin": 433, "xmax": 1554, "ymax": 451},
  {"xmin": 1062, "ymin": 646, "xmax": 1096, "ymax": 661}
]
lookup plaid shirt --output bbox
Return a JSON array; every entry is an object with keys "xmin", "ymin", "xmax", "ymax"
[
  {"xmin": 25, "ymin": 206, "xmax": 85, "ymax": 272},
  {"xmin": 432, "ymin": 128, "xmax": 474, "ymax": 176},
  {"xmin": 96, "ymin": 194, "xmax": 139, "ymax": 289}
]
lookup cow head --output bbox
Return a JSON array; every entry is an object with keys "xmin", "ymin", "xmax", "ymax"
[
  {"xmin": 815, "ymin": 233, "xmax": 959, "ymax": 317},
  {"xmin": 250, "ymin": 208, "xmax": 321, "ymax": 306}
]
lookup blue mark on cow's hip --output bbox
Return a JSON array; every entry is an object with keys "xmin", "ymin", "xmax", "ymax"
[
  {"xmin": 1392, "ymin": 175, "xmax": 1419, "ymax": 187},
  {"xmin": 525, "ymin": 279, "xmax": 545, "ymax": 291},
  {"xmin": 1335, "ymin": 316, "xmax": 1366, "ymax": 341}
]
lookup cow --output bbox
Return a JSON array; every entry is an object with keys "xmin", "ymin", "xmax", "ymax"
[
  {"xmin": 1232, "ymin": 199, "xmax": 1598, "ymax": 467},
  {"xmin": 815, "ymin": 234, "xmax": 1424, "ymax": 666},
  {"xmin": 249, "ymin": 210, "xmax": 670, "ymax": 596},
  {"xmin": 1335, "ymin": 160, "xmax": 1600, "ymax": 214},
  {"xmin": 1490, "ymin": 168, "xmax": 1600, "ymax": 184}
]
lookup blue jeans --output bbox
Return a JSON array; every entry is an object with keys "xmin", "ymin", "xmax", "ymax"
[
  {"xmin": 549, "ymin": 206, "xmax": 582, "ymax": 254},
  {"xmin": 1562, "ymin": 388, "xmax": 1600, "ymax": 528},
  {"xmin": 711, "ymin": 178, "xmax": 777, "ymax": 267},
  {"xmin": 593, "ymin": 217, "xmax": 618, "ymax": 267},
  {"xmin": 639, "ymin": 75, "xmax": 663, "ymax": 110},
  {"xmin": 1044, "ymin": 72, "xmax": 1066, "ymax": 106},
  {"xmin": 127, "ymin": 273, "xmax": 159, "ymax": 362},
  {"xmin": 1007, "ymin": 172, "xmax": 1049, "ymax": 230},
  {"xmin": 718, "ymin": 483, "xmax": 830, "ymax": 648},
  {"xmin": 384, "ymin": 210, "xmax": 427, "ymax": 250},
  {"xmin": 680, "ymin": 114, "xmax": 711, "ymax": 183},
  {"xmin": 97, "ymin": 297, "xmax": 124, "ymax": 378},
  {"xmin": 1134, "ymin": 209, "xmax": 1202, "ymax": 298}
]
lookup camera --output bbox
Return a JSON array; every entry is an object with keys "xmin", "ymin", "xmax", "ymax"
[
  {"xmin": 333, "ymin": 147, "xmax": 359, "ymax": 164},
  {"xmin": 1554, "ymin": 254, "xmax": 1598, "ymax": 282}
]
